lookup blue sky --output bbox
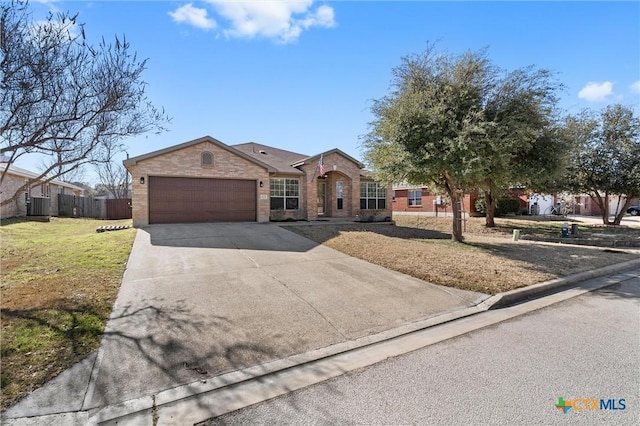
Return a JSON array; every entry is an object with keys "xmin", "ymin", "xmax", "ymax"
[{"xmin": 19, "ymin": 1, "xmax": 640, "ymax": 184}]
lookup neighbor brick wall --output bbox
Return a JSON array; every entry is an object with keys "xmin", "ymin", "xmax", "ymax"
[
  {"xmin": 393, "ymin": 188, "xmax": 472, "ymax": 213},
  {"xmin": 0, "ymin": 172, "xmax": 80, "ymax": 219},
  {"xmin": 0, "ymin": 173, "xmax": 28, "ymax": 219},
  {"xmin": 126, "ymin": 141, "xmax": 270, "ymax": 226}
]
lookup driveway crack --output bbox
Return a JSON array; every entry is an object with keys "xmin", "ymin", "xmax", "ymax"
[{"xmin": 232, "ymin": 244, "xmax": 348, "ymax": 341}]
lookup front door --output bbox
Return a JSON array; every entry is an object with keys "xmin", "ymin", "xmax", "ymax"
[{"xmin": 317, "ymin": 181, "xmax": 326, "ymax": 215}]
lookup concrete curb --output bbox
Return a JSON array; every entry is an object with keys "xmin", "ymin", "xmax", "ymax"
[
  {"xmin": 3, "ymin": 259, "xmax": 639, "ymax": 425},
  {"xmin": 481, "ymin": 257, "xmax": 640, "ymax": 310},
  {"xmin": 88, "ymin": 299, "xmax": 491, "ymax": 424},
  {"xmin": 90, "ymin": 259, "xmax": 640, "ymax": 424},
  {"xmin": 520, "ymin": 235, "xmax": 640, "ymax": 248}
]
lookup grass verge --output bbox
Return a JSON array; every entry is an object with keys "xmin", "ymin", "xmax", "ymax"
[
  {"xmin": 0, "ymin": 217, "xmax": 135, "ymax": 411},
  {"xmin": 285, "ymin": 217, "xmax": 638, "ymax": 295}
]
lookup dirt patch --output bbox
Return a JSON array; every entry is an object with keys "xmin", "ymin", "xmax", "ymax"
[{"xmin": 285, "ymin": 219, "xmax": 638, "ymax": 295}]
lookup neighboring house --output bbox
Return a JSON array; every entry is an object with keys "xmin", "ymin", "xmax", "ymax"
[
  {"xmin": 392, "ymin": 185, "xmax": 474, "ymax": 213},
  {"xmin": 123, "ymin": 135, "xmax": 391, "ymax": 226},
  {"xmin": 606, "ymin": 195, "xmax": 640, "ymax": 217},
  {"xmin": 393, "ymin": 186, "xmax": 608, "ymax": 217},
  {"xmin": 530, "ymin": 193, "xmax": 603, "ymax": 216},
  {"xmin": 0, "ymin": 163, "xmax": 84, "ymax": 219}
]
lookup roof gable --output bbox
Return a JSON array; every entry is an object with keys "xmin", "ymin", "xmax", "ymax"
[
  {"xmin": 123, "ymin": 136, "xmax": 276, "ymax": 172},
  {"xmin": 291, "ymin": 149, "xmax": 365, "ymax": 169}
]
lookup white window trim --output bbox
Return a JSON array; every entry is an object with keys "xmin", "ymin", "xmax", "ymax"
[
  {"xmin": 408, "ymin": 189, "xmax": 422, "ymax": 206},
  {"xmin": 360, "ymin": 182, "xmax": 386, "ymax": 210},
  {"xmin": 270, "ymin": 178, "xmax": 300, "ymax": 210}
]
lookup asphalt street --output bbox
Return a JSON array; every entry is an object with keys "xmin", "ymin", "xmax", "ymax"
[{"xmin": 209, "ymin": 271, "xmax": 640, "ymax": 426}]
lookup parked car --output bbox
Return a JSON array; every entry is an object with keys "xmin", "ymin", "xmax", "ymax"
[{"xmin": 627, "ymin": 206, "xmax": 640, "ymax": 216}]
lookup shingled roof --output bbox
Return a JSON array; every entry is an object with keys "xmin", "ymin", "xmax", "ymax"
[{"xmin": 232, "ymin": 142, "xmax": 308, "ymax": 175}]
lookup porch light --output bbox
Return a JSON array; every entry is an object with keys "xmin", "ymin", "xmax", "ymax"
[
  {"xmin": 140, "ymin": 177, "xmax": 145, "ymax": 184},
  {"xmin": 259, "ymin": 180, "xmax": 264, "ymax": 188}
]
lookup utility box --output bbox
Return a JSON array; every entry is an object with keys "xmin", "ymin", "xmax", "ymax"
[{"xmin": 27, "ymin": 197, "xmax": 50, "ymax": 216}]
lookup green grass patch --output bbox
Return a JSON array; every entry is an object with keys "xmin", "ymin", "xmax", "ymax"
[{"xmin": 0, "ymin": 217, "xmax": 135, "ymax": 410}]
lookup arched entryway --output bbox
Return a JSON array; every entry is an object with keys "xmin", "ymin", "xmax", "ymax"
[{"xmin": 316, "ymin": 171, "xmax": 352, "ymax": 218}]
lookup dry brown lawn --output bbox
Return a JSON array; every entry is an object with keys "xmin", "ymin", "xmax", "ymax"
[{"xmin": 285, "ymin": 217, "xmax": 638, "ymax": 295}]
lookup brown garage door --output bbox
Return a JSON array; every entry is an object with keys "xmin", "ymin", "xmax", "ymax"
[{"xmin": 148, "ymin": 177, "xmax": 256, "ymax": 224}]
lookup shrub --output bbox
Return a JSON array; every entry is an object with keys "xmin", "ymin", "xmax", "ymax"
[
  {"xmin": 475, "ymin": 196, "xmax": 521, "ymax": 216},
  {"xmin": 474, "ymin": 198, "xmax": 486, "ymax": 214},
  {"xmin": 496, "ymin": 198, "xmax": 521, "ymax": 216}
]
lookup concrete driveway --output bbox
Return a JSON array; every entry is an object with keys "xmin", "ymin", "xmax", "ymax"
[{"xmin": 80, "ymin": 223, "xmax": 483, "ymax": 408}]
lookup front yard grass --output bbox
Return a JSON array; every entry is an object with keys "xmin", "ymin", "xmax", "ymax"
[
  {"xmin": 0, "ymin": 217, "xmax": 135, "ymax": 411},
  {"xmin": 286, "ymin": 216, "xmax": 638, "ymax": 295}
]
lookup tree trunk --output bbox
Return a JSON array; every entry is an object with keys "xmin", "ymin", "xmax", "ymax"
[
  {"xmin": 591, "ymin": 192, "xmax": 610, "ymax": 225},
  {"xmin": 612, "ymin": 195, "xmax": 635, "ymax": 225},
  {"xmin": 442, "ymin": 174, "xmax": 463, "ymax": 242},
  {"xmin": 450, "ymin": 191, "xmax": 464, "ymax": 242},
  {"xmin": 484, "ymin": 190, "xmax": 496, "ymax": 227},
  {"xmin": 603, "ymin": 193, "xmax": 610, "ymax": 224}
]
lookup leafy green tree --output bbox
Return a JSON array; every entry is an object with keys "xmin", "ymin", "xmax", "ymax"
[
  {"xmin": 362, "ymin": 45, "xmax": 563, "ymax": 239},
  {"xmin": 563, "ymin": 104, "xmax": 640, "ymax": 225},
  {"xmin": 363, "ymin": 46, "xmax": 491, "ymax": 241},
  {"xmin": 0, "ymin": 0, "xmax": 168, "ymax": 208},
  {"xmin": 477, "ymin": 67, "xmax": 565, "ymax": 226}
]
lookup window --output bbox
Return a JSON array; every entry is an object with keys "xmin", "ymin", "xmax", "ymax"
[
  {"xmin": 270, "ymin": 178, "xmax": 299, "ymax": 210},
  {"xmin": 201, "ymin": 152, "xmax": 213, "ymax": 166},
  {"xmin": 336, "ymin": 181, "xmax": 343, "ymax": 210},
  {"xmin": 360, "ymin": 182, "xmax": 386, "ymax": 210},
  {"xmin": 408, "ymin": 189, "xmax": 422, "ymax": 206}
]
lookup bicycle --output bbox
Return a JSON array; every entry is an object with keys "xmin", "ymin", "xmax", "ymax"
[{"xmin": 545, "ymin": 202, "xmax": 574, "ymax": 218}]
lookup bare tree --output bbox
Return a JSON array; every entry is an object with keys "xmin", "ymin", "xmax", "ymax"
[
  {"xmin": 1, "ymin": 1, "xmax": 168, "ymax": 207},
  {"xmin": 94, "ymin": 144, "xmax": 131, "ymax": 199}
]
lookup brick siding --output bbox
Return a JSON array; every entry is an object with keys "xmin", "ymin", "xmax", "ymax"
[
  {"xmin": 126, "ymin": 141, "xmax": 270, "ymax": 226},
  {"xmin": 393, "ymin": 188, "xmax": 473, "ymax": 213}
]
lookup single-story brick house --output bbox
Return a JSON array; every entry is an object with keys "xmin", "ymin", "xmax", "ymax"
[
  {"xmin": 394, "ymin": 184, "xmax": 638, "ymax": 217},
  {"xmin": 0, "ymin": 163, "xmax": 84, "ymax": 219},
  {"xmin": 392, "ymin": 185, "xmax": 474, "ymax": 214},
  {"xmin": 123, "ymin": 136, "xmax": 391, "ymax": 227}
]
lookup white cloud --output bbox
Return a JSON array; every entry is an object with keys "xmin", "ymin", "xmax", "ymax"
[
  {"xmin": 631, "ymin": 80, "xmax": 640, "ymax": 94},
  {"xmin": 578, "ymin": 81, "xmax": 614, "ymax": 102},
  {"xmin": 169, "ymin": 3, "xmax": 217, "ymax": 30},
  {"xmin": 206, "ymin": 0, "xmax": 335, "ymax": 43}
]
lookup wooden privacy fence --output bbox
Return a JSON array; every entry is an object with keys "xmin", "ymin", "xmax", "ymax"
[
  {"xmin": 106, "ymin": 198, "xmax": 132, "ymax": 220},
  {"xmin": 58, "ymin": 194, "xmax": 132, "ymax": 219}
]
